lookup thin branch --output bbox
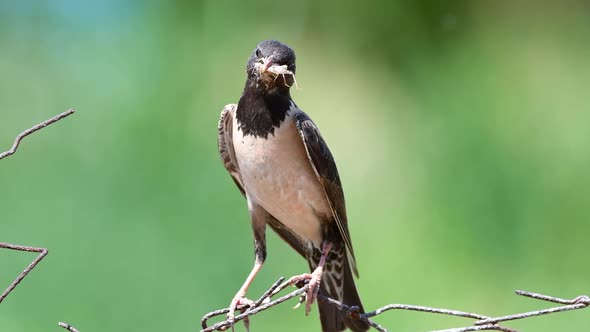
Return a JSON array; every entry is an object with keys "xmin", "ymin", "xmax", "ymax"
[
  {"xmin": 1, "ymin": 110, "xmax": 76, "ymax": 330},
  {"xmin": 0, "ymin": 109, "xmax": 75, "ymax": 160},
  {"xmin": 515, "ymin": 289, "xmax": 589, "ymax": 305},
  {"xmin": 474, "ymin": 291, "xmax": 590, "ymax": 326},
  {"xmin": 1, "ymin": 110, "xmax": 75, "ymax": 303},
  {"xmin": 202, "ymin": 282, "xmax": 309, "ymax": 332},
  {"xmin": 0, "ymin": 243, "xmax": 48, "ymax": 304},
  {"xmin": 200, "ymin": 278, "xmax": 589, "ymax": 332},
  {"xmin": 58, "ymin": 322, "xmax": 81, "ymax": 332},
  {"xmin": 432, "ymin": 325, "xmax": 516, "ymax": 332}
]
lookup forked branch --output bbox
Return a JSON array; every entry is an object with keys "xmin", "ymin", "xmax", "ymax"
[
  {"xmin": 0, "ymin": 243, "xmax": 48, "ymax": 304},
  {"xmin": 200, "ymin": 277, "xmax": 589, "ymax": 332}
]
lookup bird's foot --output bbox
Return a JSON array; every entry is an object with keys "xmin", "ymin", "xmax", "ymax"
[
  {"xmin": 286, "ymin": 266, "xmax": 323, "ymax": 315},
  {"xmin": 226, "ymin": 294, "xmax": 254, "ymax": 331}
]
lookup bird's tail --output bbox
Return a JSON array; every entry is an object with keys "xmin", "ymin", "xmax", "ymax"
[{"xmin": 310, "ymin": 246, "xmax": 369, "ymax": 332}]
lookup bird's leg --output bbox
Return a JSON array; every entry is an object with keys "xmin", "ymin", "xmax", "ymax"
[
  {"xmin": 227, "ymin": 208, "xmax": 267, "ymax": 330},
  {"xmin": 286, "ymin": 241, "xmax": 333, "ymax": 315},
  {"xmin": 227, "ymin": 260, "xmax": 260, "ymax": 320}
]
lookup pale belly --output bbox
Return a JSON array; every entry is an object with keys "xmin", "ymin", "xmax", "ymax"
[{"xmin": 233, "ymin": 114, "xmax": 329, "ymax": 248}]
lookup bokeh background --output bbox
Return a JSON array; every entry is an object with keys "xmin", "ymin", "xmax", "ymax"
[{"xmin": 1, "ymin": 1, "xmax": 589, "ymax": 331}]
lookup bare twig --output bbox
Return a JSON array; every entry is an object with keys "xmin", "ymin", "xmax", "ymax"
[
  {"xmin": 1, "ymin": 110, "xmax": 76, "ymax": 330},
  {"xmin": 200, "ymin": 277, "xmax": 589, "ymax": 332},
  {"xmin": 201, "ymin": 281, "xmax": 309, "ymax": 332},
  {"xmin": 474, "ymin": 291, "xmax": 590, "ymax": 326},
  {"xmin": 1, "ymin": 110, "xmax": 75, "ymax": 303},
  {"xmin": 0, "ymin": 109, "xmax": 75, "ymax": 160},
  {"xmin": 0, "ymin": 243, "xmax": 48, "ymax": 304},
  {"xmin": 432, "ymin": 325, "xmax": 516, "ymax": 332},
  {"xmin": 58, "ymin": 322, "xmax": 81, "ymax": 332}
]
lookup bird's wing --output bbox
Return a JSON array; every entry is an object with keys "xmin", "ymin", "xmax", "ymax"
[
  {"xmin": 218, "ymin": 104, "xmax": 245, "ymax": 196},
  {"xmin": 294, "ymin": 111, "xmax": 359, "ymax": 277}
]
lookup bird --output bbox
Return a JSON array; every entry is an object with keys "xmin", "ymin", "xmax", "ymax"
[{"xmin": 217, "ymin": 40, "xmax": 369, "ymax": 332}]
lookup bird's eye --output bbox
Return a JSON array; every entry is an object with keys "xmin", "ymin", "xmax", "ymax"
[{"xmin": 255, "ymin": 48, "xmax": 262, "ymax": 58}]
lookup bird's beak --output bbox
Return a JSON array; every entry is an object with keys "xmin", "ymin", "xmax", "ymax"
[
  {"xmin": 262, "ymin": 57, "xmax": 273, "ymax": 72},
  {"xmin": 258, "ymin": 55, "xmax": 275, "ymax": 74}
]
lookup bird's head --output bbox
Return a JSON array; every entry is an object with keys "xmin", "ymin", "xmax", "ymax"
[{"xmin": 246, "ymin": 40, "xmax": 297, "ymax": 93}]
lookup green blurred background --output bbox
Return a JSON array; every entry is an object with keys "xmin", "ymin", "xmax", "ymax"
[{"xmin": 1, "ymin": 1, "xmax": 589, "ymax": 331}]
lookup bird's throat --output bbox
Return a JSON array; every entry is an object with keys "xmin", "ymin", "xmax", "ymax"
[{"xmin": 236, "ymin": 80, "xmax": 292, "ymax": 139}]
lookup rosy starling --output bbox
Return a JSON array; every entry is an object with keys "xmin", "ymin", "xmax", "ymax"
[{"xmin": 218, "ymin": 40, "xmax": 368, "ymax": 332}]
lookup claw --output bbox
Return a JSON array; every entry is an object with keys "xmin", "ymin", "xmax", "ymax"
[
  {"xmin": 227, "ymin": 295, "xmax": 254, "ymax": 330},
  {"xmin": 305, "ymin": 269, "xmax": 323, "ymax": 315},
  {"xmin": 242, "ymin": 315, "xmax": 250, "ymax": 332},
  {"xmin": 286, "ymin": 266, "xmax": 324, "ymax": 315},
  {"xmin": 293, "ymin": 293, "xmax": 306, "ymax": 309}
]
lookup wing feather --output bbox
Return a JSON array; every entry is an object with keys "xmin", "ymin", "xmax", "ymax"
[
  {"xmin": 218, "ymin": 104, "xmax": 245, "ymax": 196},
  {"xmin": 294, "ymin": 112, "xmax": 359, "ymax": 277}
]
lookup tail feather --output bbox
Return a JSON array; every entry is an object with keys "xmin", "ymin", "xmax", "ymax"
[
  {"xmin": 318, "ymin": 294, "xmax": 345, "ymax": 332},
  {"xmin": 310, "ymin": 247, "xmax": 369, "ymax": 332},
  {"xmin": 340, "ymin": 254, "xmax": 369, "ymax": 332}
]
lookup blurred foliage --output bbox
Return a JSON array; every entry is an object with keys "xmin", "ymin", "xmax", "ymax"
[{"xmin": 1, "ymin": 1, "xmax": 589, "ymax": 331}]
